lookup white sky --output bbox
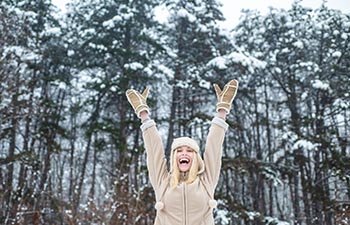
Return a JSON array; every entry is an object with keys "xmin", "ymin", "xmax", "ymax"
[
  {"xmin": 53, "ymin": 0, "xmax": 350, "ymax": 29},
  {"xmin": 218, "ymin": 0, "xmax": 350, "ymax": 29}
]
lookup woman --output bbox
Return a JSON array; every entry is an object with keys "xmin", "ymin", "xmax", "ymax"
[{"xmin": 126, "ymin": 79, "xmax": 238, "ymax": 225}]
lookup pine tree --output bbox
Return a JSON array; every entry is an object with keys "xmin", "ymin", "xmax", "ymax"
[
  {"xmin": 65, "ymin": 0, "xmax": 162, "ymax": 223},
  {"xmin": 0, "ymin": 0, "xmax": 69, "ymax": 224},
  {"xmin": 160, "ymin": 0, "xmax": 231, "ymax": 158},
  {"xmin": 228, "ymin": 2, "xmax": 350, "ymax": 224}
]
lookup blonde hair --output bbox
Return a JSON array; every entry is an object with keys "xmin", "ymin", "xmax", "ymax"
[{"xmin": 170, "ymin": 149, "xmax": 199, "ymax": 188}]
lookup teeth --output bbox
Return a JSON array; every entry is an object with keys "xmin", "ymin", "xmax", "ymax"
[{"xmin": 179, "ymin": 158, "xmax": 189, "ymax": 164}]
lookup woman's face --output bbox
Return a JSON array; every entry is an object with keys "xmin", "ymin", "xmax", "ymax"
[{"xmin": 176, "ymin": 146, "xmax": 195, "ymax": 172}]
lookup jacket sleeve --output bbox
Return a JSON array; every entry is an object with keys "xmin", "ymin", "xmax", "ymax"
[
  {"xmin": 202, "ymin": 117, "xmax": 228, "ymax": 193},
  {"xmin": 141, "ymin": 119, "xmax": 168, "ymax": 192}
]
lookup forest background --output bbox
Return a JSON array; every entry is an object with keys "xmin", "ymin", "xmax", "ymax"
[{"xmin": 0, "ymin": 0, "xmax": 349, "ymax": 224}]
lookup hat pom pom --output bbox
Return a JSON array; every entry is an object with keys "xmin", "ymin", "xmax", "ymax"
[
  {"xmin": 208, "ymin": 199, "xmax": 217, "ymax": 208},
  {"xmin": 155, "ymin": 201, "xmax": 164, "ymax": 210}
]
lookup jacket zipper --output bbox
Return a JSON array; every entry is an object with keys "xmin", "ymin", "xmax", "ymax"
[{"xmin": 183, "ymin": 183, "xmax": 187, "ymax": 225}]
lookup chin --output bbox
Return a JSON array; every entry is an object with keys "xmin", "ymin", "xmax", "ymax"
[{"xmin": 179, "ymin": 168, "xmax": 189, "ymax": 172}]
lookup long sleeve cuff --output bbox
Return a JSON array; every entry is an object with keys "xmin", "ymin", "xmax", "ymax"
[
  {"xmin": 140, "ymin": 119, "xmax": 156, "ymax": 131},
  {"xmin": 212, "ymin": 117, "xmax": 229, "ymax": 131}
]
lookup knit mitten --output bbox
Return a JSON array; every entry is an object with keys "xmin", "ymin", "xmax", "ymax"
[
  {"xmin": 126, "ymin": 87, "xmax": 150, "ymax": 118},
  {"xmin": 213, "ymin": 79, "xmax": 239, "ymax": 113}
]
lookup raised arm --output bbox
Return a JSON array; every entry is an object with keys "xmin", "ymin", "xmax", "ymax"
[
  {"xmin": 203, "ymin": 79, "xmax": 239, "ymax": 191},
  {"xmin": 126, "ymin": 88, "xmax": 168, "ymax": 191}
]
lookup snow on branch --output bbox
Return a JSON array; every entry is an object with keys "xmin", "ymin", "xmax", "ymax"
[
  {"xmin": 292, "ymin": 139, "xmax": 317, "ymax": 152},
  {"xmin": 207, "ymin": 51, "xmax": 266, "ymax": 73},
  {"xmin": 311, "ymin": 79, "xmax": 330, "ymax": 91}
]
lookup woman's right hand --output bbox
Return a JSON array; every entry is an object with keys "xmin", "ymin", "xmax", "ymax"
[{"xmin": 126, "ymin": 87, "xmax": 150, "ymax": 118}]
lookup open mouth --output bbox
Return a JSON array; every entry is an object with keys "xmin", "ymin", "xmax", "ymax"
[{"xmin": 179, "ymin": 158, "xmax": 190, "ymax": 164}]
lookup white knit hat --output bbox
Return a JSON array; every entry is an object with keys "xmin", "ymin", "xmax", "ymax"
[{"xmin": 171, "ymin": 137, "xmax": 200, "ymax": 153}]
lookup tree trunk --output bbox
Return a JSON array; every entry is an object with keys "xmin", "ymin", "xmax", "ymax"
[
  {"xmin": 166, "ymin": 65, "xmax": 181, "ymax": 158},
  {"xmin": 4, "ymin": 72, "xmax": 20, "ymax": 224}
]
